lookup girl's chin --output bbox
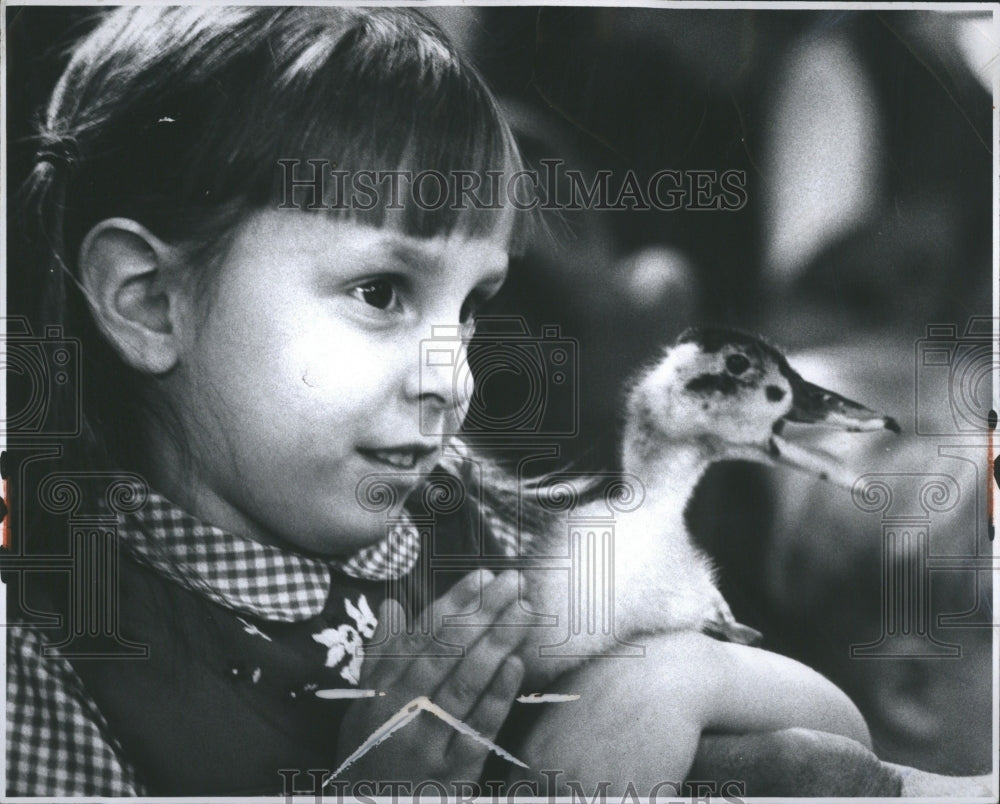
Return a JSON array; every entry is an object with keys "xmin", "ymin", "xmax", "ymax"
[
  {"xmin": 317, "ymin": 507, "xmax": 411, "ymax": 555},
  {"xmin": 282, "ymin": 530, "xmax": 388, "ymax": 560},
  {"xmin": 274, "ymin": 486, "xmax": 418, "ymax": 557}
]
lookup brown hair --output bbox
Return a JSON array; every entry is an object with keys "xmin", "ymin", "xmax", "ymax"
[{"xmin": 22, "ymin": 6, "xmax": 527, "ymax": 473}]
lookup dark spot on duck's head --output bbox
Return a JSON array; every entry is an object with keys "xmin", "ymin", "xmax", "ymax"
[
  {"xmin": 677, "ymin": 327, "xmax": 755, "ymax": 353},
  {"xmin": 677, "ymin": 326, "xmax": 794, "ymax": 377},
  {"xmin": 766, "ymin": 385, "xmax": 786, "ymax": 402},
  {"xmin": 685, "ymin": 373, "xmax": 739, "ymax": 396}
]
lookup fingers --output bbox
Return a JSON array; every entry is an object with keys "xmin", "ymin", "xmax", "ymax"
[
  {"xmin": 430, "ymin": 576, "xmax": 524, "ymax": 714},
  {"xmin": 427, "ymin": 568, "xmax": 504, "ymax": 620},
  {"xmin": 365, "ymin": 569, "xmax": 497, "ymax": 656},
  {"xmin": 373, "ymin": 597, "xmax": 406, "ymax": 644},
  {"xmin": 360, "ymin": 572, "xmax": 524, "ymax": 697},
  {"xmin": 340, "ymin": 574, "xmax": 526, "ymax": 782},
  {"xmin": 357, "ymin": 598, "xmax": 408, "ymax": 688},
  {"xmin": 444, "ymin": 654, "xmax": 524, "ymax": 760},
  {"xmin": 394, "ymin": 571, "xmax": 520, "ymax": 695}
]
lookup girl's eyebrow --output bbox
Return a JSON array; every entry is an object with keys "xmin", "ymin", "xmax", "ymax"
[{"xmin": 387, "ymin": 240, "xmax": 509, "ymax": 286}]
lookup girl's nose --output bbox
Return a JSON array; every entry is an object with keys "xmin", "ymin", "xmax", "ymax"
[{"xmin": 411, "ymin": 324, "xmax": 474, "ymax": 431}]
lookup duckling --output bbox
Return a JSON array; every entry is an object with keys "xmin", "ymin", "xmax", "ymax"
[{"xmin": 518, "ymin": 326, "xmax": 899, "ymax": 684}]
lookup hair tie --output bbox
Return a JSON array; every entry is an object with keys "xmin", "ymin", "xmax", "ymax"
[{"xmin": 35, "ymin": 137, "xmax": 80, "ymax": 169}]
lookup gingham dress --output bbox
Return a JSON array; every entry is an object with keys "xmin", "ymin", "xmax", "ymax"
[{"xmin": 5, "ymin": 491, "xmax": 429, "ymax": 797}]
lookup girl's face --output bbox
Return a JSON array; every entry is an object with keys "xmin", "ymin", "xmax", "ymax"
[{"xmin": 161, "ymin": 210, "xmax": 510, "ymax": 556}]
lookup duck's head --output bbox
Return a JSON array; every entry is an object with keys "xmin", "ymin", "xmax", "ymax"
[{"xmin": 624, "ymin": 326, "xmax": 900, "ymax": 486}]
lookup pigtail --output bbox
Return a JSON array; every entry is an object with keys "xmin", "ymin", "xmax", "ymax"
[
  {"xmin": 20, "ymin": 116, "xmax": 158, "ymax": 481},
  {"xmin": 20, "ymin": 123, "xmax": 77, "ymax": 405},
  {"xmin": 23, "ymin": 131, "xmax": 78, "ymax": 297},
  {"xmin": 10, "ymin": 116, "xmax": 93, "ymax": 589}
]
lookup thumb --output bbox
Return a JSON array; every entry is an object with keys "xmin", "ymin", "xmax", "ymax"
[
  {"xmin": 368, "ymin": 597, "xmax": 407, "ymax": 649},
  {"xmin": 357, "ymin": 598, "xmax": 408, "ymax": 689}
]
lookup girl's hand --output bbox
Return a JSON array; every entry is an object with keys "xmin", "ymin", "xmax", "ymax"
[{"xmin": 335, "ymin": 570, "xmax": 525, "ymax": 784}]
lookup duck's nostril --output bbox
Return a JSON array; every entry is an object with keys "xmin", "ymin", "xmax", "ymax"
[{"xmin": 766, "ymin": 385, "xmax": 786, "ymax": 402}]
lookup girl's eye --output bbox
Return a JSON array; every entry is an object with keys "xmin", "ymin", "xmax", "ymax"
[{"xmin": 354, "ymin": 279, "xmax": 398, "ymax": 311}]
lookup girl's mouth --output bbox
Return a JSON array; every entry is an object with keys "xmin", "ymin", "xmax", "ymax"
[{"xmin": 357, "ymin": 445, "xmax": 438, "ymax": 470}]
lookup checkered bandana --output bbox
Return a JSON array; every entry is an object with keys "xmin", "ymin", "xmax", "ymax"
[{"xmin": 116, "ymin": 492, "xmax": 422, "ymax": 622}]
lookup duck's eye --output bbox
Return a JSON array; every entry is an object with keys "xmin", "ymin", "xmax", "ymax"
[{"xmin": 725, "ymin": 353, "xmax": 750, "ymax": 375}]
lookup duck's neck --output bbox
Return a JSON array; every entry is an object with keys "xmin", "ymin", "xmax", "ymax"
[{"xmin": 621, "ymin": 438, "xmax": 717, "ymax": 533}]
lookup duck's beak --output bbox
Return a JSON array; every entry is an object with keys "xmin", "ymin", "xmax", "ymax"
[
  {"xmin": 784, "ymin": 371, "xmax": 900, "ymax": 434},
  {"xmin": 767, "ymin": 371, "xmax": 900, "ymax": 489}
]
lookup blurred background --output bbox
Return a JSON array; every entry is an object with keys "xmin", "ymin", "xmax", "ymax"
[
  {"xmin": 425, "ymin": 7, "xmax": 996, "ymax": 776},
  {"xmin": 6, "ymin": 5, "xmax": 995, "ymax": 776}
]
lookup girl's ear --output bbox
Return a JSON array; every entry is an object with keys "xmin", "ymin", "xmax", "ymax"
[{"xmin": 78, "ymin": 218, "xmax": 190, "ymax": 374}]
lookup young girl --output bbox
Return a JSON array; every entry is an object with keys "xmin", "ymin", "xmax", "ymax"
[{"xmin": 4, "ymin": 5, "xmax": 941, "ymax": 797}]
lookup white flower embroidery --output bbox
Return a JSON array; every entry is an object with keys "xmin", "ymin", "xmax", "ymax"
[
  {"xmin": 344, "ymin": 594, "xmax": 377, "ymax": 638},
  {"xmin": 312, "ymin": 595, "xmax": 379, "ymax": 686},
  {"xmin": 312, "ymin": 625, "xmax": 364, "ymax": 685}
]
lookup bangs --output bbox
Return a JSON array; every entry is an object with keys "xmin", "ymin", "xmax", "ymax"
[
  {"xmin": 216, "ymin": 8, "xmax": 530, "ymax": 253},
  {"xmin": 55, "ymin": 7, "xmax": 532, "ymax": 262}
]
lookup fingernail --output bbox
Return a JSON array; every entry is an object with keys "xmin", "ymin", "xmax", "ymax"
[
  {"xmin": 500, "ymin": 655, "xmax": 525, "ymax": 688},
  {"xmin": 497, "ymin": 570, "xmax": 519, "ymax": 586},
  {"xmin": 460, "ymin": 569, "xmax": 492, "ymax": 591}
]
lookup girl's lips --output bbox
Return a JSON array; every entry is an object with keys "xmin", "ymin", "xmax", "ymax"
[{"xmin": 357, "ymin": 444, "xmax": 438, "ymax": 471}]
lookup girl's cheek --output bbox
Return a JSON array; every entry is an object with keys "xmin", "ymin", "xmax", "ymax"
[
  {"xmin": 295, "ymin": 352, "xmax": 370, "ymax": 396},
  {"xmin": 289, "ymin": 328, "xmax": 396, "ymax": 400}
]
